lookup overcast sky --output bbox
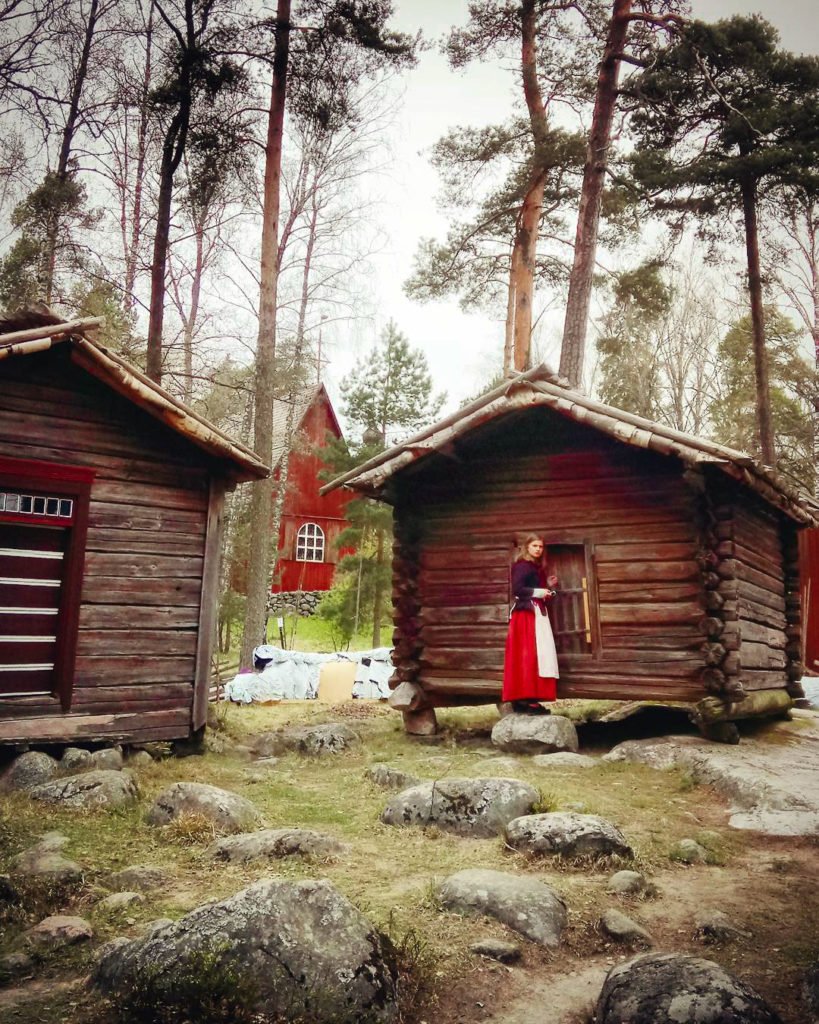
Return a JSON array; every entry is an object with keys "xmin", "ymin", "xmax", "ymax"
[{"xmin": 321, "ymin": 0, "xmax": 819, "ymax": 416}]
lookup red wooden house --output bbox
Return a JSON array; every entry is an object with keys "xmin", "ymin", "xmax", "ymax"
[{"xmin": 271, "ymin": 385, "xmax": 352, "ymax": 594}]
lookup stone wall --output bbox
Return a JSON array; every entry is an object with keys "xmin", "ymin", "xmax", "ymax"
[{"xmin": 268, "ymin": 591, "xmax": 323, "ymax": 617}]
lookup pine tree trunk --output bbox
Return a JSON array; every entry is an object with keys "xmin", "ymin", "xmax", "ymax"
[
  {"xmin": 560, "ymin": 0, "xmax": 631, "ymax": 388},
  {"xmin": 372, "ymin": 527, "xmax": 384, "ymax": 647},
  {"xmin": 240, "ymin": 0, "xmax": 292, "ymax": 669},
  {"xmin": 513, "ymin": 172, "xmax": 545, "ymax": 370},
  {"xmin": 181, "ymin": 217, "xmax": 205, "ymax": 404},
  {"xmin": 44, "ymin": 0, "xmax": 100, "ymax": 303},
  {"xmin": 740, "ymin": 176, "xmax": 776, "ymax": 467},
  {"xmin": 511, "ymin": 0, "xmax": 550, "ymax": 372},
  {"xmin": 146, "ymin": 0, "xmax": 195, "ymax": 384},
  {"xmin": 124, "ymin": 0, "xmax": 155, "ymax": 311},
  {"xmin": 146, "ymin": 133, "xmax": 177, "ymax": 383},
  {"xmin": 503, "ymin": 243, "xmax": 517, "ymax": 375},
  {"xmin": 267, "ymin": 196, "xmax": 318, "ymax": 594}
]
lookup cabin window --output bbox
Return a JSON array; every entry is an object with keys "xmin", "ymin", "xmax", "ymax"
[
  {"xmin": 547, "ymin": 543, "xmax": 597, "ymax": 655},
  {"xmin": 295, "ymin": 522, "xmax": 325, "ymax": 562},
  {"xmin": 0, "ymin": 457, "xmax": 94, "ymax": 711}
]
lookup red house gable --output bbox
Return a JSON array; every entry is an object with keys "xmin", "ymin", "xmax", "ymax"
[{"xmin": 272, "ymin": 385, "xmax": 352, "ymax": 593}]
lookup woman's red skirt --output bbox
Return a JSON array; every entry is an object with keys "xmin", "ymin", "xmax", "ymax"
[{"xmin": 502, "ymin": 610, "xmax": 557, "ymax": 702}]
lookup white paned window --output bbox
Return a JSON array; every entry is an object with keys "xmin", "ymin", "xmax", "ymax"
[
  {"xmin": 0, "ymin": 492, "xmax": 73, "ymax": 518},
  {"xmin": 295, "ymin": 522, "xmax": 325, "ymax": 562}
]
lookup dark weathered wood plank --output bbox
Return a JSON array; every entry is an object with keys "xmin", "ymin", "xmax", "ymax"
[
  {"xmin": 73, "ymin": 656, "xmax": 194, "ymax": 685},
  {"xmin": 79, "ymin": 604, "xmax": 200, "ymax": 629},
  {"xmin": 91, "ymin": 479, "xmax": 207, "ymax": 513},
  {"xmin": 0, "ymin": 708, "xmax": 191, "ymax": 743},
  {"xmin": 80, "ymin": 576, "xmax": 201, "ymax": 606},
  {"xmin": 602, "ymin": 633, "xmax": 703, "ymax": 651},
  {"xmin": 416, "ymin": 605, "xmax": 509, "ymax": 625},
  {"xmin": 76, "ymin": 629, "xmax": 198, "ymax": 657},
  {"xmin": 193, "ymin": 480, "xmax": 224, "ymax": 731},
  {"xmin": 83, "ymin": 552, "xmax": 203, "ymax": 579},
  {"xmin": 718, "ymin": 579, "xmax": 786, "ymax": 614},
  {"xmin": 419, "ymin": 585, "xmax": 505, "ymax": 607},
  {"xmin": 421, "ymin": 625, "xmax": 508, "ymax": 646},
  {"xmin": 0, "ymin": 439, "xmax": 207, "ymax": 490},
  {"xmin": 596, "ymin": 560, "xmax": 699, "ymax": 583},
  {"xmin": 738, "ymin": 620, "xmax": 786, "ymax": 649},
  {"xmin": 557, "ymin": 678, "xmax": 704, "ymax": 701},
  {"xmin": 559, "ymin": 655, "xmax": 701, "ymax": 678},
  {"xmin": 738, "ymin": 642, "xmax": 787, "ymax": 670},
  {"xmin": 0, "ymin": 408, "xmax": 185, "ymax": 463},
  {"xmin": 598, "ymin": 581, "xmax": 702, "ymax": 603},
  {"xmin": 600, "ymin": 601, "xmax": 703, "ymax": 626},
  {"xmin": 88, "ymin": 502, "xmax": 205, "ymax": 534},
  {"xmin": 419, "ymin": 566, "xmax": 509, "ymax": 585},
  {"xmin": 717, "ymin": 540, "xmax": 783, "ymax": 581},
  {"xmin": 421, "ymin": 648, "xmax": 504, "ymax": 671},
  {"xmin": 595, "ymin": 542, "xmax": 695, "ymax": 562},
  {"xmin": 717, "ymin": 558, "xmax": 785, "ymax": 596},
  {"xmin": 86, "ymin": 527, "xmax": 205, "ymax": 556},
  {"xmin": 721, "ymin": 597, "xmax": 787, "ymax": 630},
  {"xmin": 739, "ymin": 669, "xmax": 787, "ymax": 691}
]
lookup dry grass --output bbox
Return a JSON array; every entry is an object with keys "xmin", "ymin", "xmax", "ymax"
[{"xmin": 0, "ymin": 702, "xmax": 817, "ymax": 1024}]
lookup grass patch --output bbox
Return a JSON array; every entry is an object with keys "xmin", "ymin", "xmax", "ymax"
[
  {"xmin": 0, "ymin": 700, "xmax": 796, "ymax": 1024},
  {"xmin": 531, "ymin": 790, "xmax": 560, "ymax": 814},
  {"xmin": 105, "ymin": 943, "xmax": 261, "ymax": 1024}
]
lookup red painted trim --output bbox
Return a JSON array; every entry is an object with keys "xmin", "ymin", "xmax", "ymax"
[
  {"xmin": 0, "ymin": 461, "xmax": 94, "ymax": 711},
  {"xmin": 53, "ymin": 478, "xmax": 91, "ymax": 711},
  {"xmin": 0, "ymin": 512, "xmax": 77, "ymax": 528},
  {"xmin": 0, "ymin": 455, "xmax": 96, "ymax": 483}
]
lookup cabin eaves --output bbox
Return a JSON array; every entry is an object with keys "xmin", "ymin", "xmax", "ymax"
[{"xmin": 322, "ymin": 364, "xmax": 815, "ymax": 526}]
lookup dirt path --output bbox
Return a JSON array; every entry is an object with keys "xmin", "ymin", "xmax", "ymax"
[
  {"xmin": 440, "ymin": 711, "xmax": 819, "ymax": 1024},
  {"xmin": 0, "ymin": 978, "xmax": 79, "ymax": 1013}
]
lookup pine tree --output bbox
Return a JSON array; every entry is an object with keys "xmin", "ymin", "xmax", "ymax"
[
  {"xmin": 627, "ymin": 15, "xmax": 819, "ymax": 466},
  {"xmin": 711, "ymin": 308, "xmax": 817, "ymax": 491},
  {"xmin": 319, "ymin": 324, "xmax": 445, "ymax": 647},
  {"xmin": 341, "ymin": 321, "xmax": 445, "ymax": 444},
  {"xmin": 596, "ymin": 261, "xmax": 672, "ymax": 419}
]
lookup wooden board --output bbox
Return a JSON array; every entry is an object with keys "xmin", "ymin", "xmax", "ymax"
[{"xmin": 0, "ymin": 708, "xmax": 191, "ymax": 743}]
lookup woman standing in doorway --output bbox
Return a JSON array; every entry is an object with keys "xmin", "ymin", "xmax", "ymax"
[{"xmin": 502, "ymin": 534, "xmax": 559, "ymax": 714}]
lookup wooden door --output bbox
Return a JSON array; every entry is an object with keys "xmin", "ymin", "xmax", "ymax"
[
  {"xmin": 547, "ymin": 543, "xmax": 595, "ymax": 655},
  {"xmin": 0, "ymin": 522, "xmax": 67, "ymax": 697}
]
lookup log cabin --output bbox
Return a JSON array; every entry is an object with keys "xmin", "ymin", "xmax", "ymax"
[
  {"xmin": 322, "ymin": 365, "xmax": 816, "ymax": 740},
  {"xmin": 0, "ymin": 315, "xmax": 268, "ymax": 747}
]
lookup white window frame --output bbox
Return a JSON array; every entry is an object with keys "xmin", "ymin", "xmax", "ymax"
[{"xmin": 295, "ymin": 522, "xmax": 325, "ymax": 563}]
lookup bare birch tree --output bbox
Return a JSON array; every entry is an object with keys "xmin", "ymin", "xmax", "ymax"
[{"xmin": 240, "ymin": 1, "xmax": 416, "ymax": 666}]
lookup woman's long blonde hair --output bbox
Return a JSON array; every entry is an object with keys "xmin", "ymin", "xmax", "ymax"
[{"xmin": 515, "ymin": 533, "xmax": 546, "ymax": 568}]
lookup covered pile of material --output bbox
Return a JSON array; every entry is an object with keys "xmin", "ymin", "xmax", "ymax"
[{"xmin": 222, "ymin": 647, "xmax": 393, "ymax": 704}]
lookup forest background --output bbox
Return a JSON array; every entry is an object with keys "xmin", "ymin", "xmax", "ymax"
[{"xmin": 1, "ymin": 0, "xmax": 819, "ymax": 656}]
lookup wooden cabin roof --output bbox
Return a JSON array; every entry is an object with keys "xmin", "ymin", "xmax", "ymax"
[
  {"xmin": 322, "ymin": 364, "xmax": 816, "ymax": 526},
  {"xmin": 0, "ymin": 316, "xmax": 269, "ymax": 482}
]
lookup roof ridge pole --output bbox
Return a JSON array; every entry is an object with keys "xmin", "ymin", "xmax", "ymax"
[{"xmin": 0, "ymin": 317, "xmax": 105, "ymax": 347}]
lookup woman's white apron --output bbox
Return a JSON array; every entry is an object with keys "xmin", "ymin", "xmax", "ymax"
[{"xmin": 534, "ymin": 604, "xmax": 559, "ymax": 678}]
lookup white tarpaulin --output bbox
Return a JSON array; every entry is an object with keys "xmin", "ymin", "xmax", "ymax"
[{"xmin": 221, "ymin": 646, "xmax": 393, "ymax": 704}]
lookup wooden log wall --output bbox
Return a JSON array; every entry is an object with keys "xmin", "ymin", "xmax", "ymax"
[
  {"xmin": 0, "ymin": 348, "xmax": 214, "ymax": 743},
  {"xmin": 391, "ymin": 510, "xmax": 423, "ymax": 690},
  {"xmin": 782, "ymin": 523, "xmax": 806, "ymax": 699},
  {"xmin": 394, "ymin": 435, "xmax": 710, "ymax": 706},
  {"xmin": 706, "ymin": 476, "xmax": 797, "ymax": 701}
]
